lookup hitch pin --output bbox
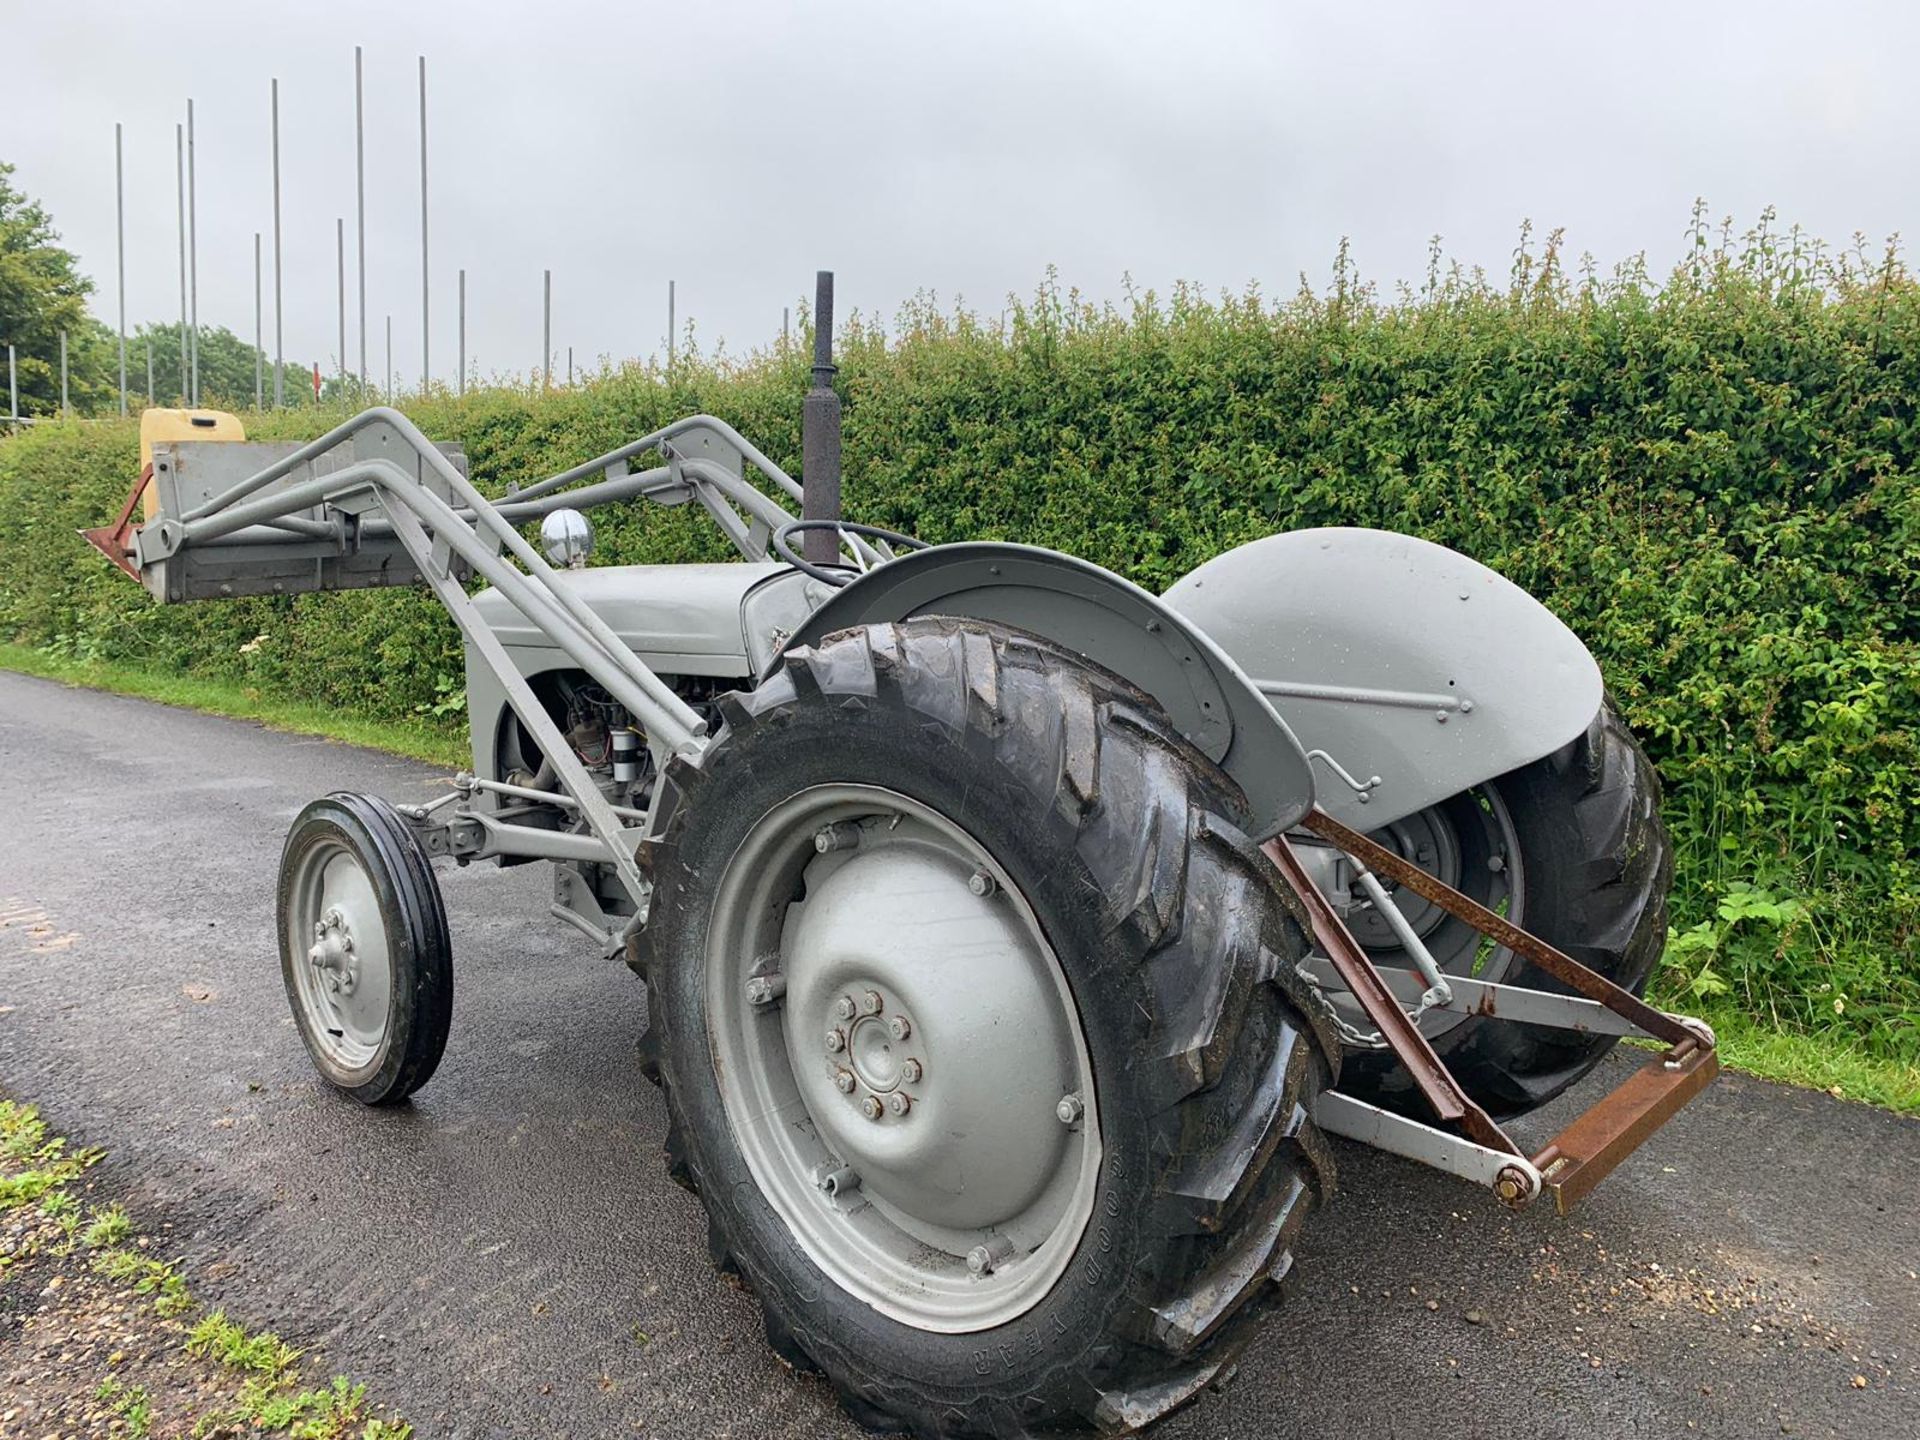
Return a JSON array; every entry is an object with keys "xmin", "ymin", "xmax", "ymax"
[{"xmin": 1352, "ymin": 867, "xmax": 1454, "ymax": 1010}]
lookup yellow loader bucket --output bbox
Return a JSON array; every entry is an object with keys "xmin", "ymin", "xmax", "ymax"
[
  {"xmin": 138, "ymin": 408, "xmax": 246, "ymax": 518},
  {"xmin": 82, "ymin": 408, "xmax": 246, "ymax": 578}
]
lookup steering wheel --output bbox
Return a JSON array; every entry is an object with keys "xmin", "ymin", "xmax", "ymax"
[{"xmin": 772, "ymin": 519, "xmax": 930, "ymax": 587}]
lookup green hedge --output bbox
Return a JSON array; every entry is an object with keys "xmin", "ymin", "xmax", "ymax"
[{"xmin": 3, "ymin": 228, "xmax": 1916, "ymax": 1061}]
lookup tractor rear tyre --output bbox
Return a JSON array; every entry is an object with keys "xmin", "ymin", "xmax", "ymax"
[
  {"xmin": 1331, "ymin": 701, "xmax": 1671, "ymax": 1119},
  {"xmin": 632, "ymin": 618, "xmax": 1338, "ymax": 1438},
  {"xmin": 277, "ymin": 792, "xmax": 454, "ymax": 1106}
]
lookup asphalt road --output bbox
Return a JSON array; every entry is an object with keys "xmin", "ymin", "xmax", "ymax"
[{"xmin": 1, "ymin": 669, "xmax": 1915, "ymax": 1440}]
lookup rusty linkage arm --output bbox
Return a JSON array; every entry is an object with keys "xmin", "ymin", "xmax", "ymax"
[{"xmin": 1269, "ymin": 806, "xmax": 1720, "ymax": 1215}]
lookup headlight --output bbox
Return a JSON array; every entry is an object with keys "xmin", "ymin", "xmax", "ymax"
[{"xmin": 540, "ymin": 509, "xmax": 594, "ymax": 569}]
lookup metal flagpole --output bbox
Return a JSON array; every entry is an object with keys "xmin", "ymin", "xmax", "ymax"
[
  {"xmin": 60, "ymin": 330, "xmax": 69, "ymax": 416},
  {"xmin": 187, "ymin": 99, "xmax": 198, "ymax": 404},
  {"xmin": 272, "ymin": 78, "xmax": 284, "ymax": 407},
  {"xmin": 667, "ymin": 279, "xmax": 675, "ymax": 369},
  {"xmin": 458, "ymin": 268, "xmax": 466, "ymax": 397},
  {"xmin": 337, "ymin": 219, "xmax": 347, "ymax": 387},
  {"xmin": 145, "ymin": 340, "xmax": 154, "ymax": 405},
  {"xmin": 385, "ymin": 314, "xmax": 393, "ymax": 402},
  {"xmin": 7, "ymin": 344, "xmax": 16, "ymax": 424},
  {"xmin": 355, "ymin": 45, "xmax": 368, "ymax": 391},
  {"xmin": 175, "ymin": 124, "xmax": 187, "ymax": 403},
  {"xmin": 254, "ymin": 233, "xmax": 264, "ymax": 409},
  {"xmin": 542, "ymin": 270, "xmax": 551, "ymax": 390},
  {"xmin": 419, "ymin": 55, "xmax": 429, "ymax": 393},
  {"xmin": 115, "ymin": 123, "xmax": 126, "ymax": 416}
]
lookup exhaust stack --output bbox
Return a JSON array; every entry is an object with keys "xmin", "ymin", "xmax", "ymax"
[{"xmin": 801, "ymin": 270, "xmax": 842, "ymax": 565}]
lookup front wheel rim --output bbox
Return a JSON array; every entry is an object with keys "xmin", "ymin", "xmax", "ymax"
[
  {"xmin": 285, "ymin": 834, "xmax": 394, "ymax": 1074},
  {"xmin": 706, "ymin": 784, "xmax": 1102, "ymax": 1334}
]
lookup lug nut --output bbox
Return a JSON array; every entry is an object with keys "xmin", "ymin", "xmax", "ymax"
[
  {"xmin": 967, "ymin": 867, "xmax": 997, "ymax": 898},
  {"xmin": 859, "ymin": 989, "xmax": 883, "ymax": 1016},
  {"xmin": 825, "ymin": 1028, "xmax": 847, "ymax": 1053},
  {"xmin": 966, "ymin": 1235, "xmax": 1016, "ymax": 1275},
  {"xmin": 900, "ymin": 1059, "xmax": 923, "ymax": 1084},
  {"xmin": 341, "ymin": 935, "xmax": 354, "ymax": 953},
  {"xmin": 832, "ymin": 994, "xmax": 857, "ymax": 1021},
  {"xmin": 888, "ymin": 1015, "xmax": 911, "ymax": 1041},
  {"xmin": 832, "ymin": 1067, "xmax": 856, "ymax": 1094},
  {"xmin": 1055, "ymin": 1093, "xmax": 1085, "ymax": 1125},
  {"xmin": 887, "ymin": 1092, "xmax": 911, "ymax": 1117},
  {"xmin": 861, "ymin": 1095, "xmax": 884, "ymax": 1121}
]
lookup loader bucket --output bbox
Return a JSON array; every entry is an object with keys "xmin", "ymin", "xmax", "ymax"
[
  {"xmin": 137, "ymin": 408, "xmax": 247, "ymax": 517},
  {"xmin": 84, "ymin": 412, "xmax": 468, "ymax": 605},
  {"xmin": 82, "ymin": 409, "xmax": 248, "ymax": 581}
]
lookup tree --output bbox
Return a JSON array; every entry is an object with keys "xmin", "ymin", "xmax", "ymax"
[
  {"xmin": 0, "ymin": 160, "xmax": 115, "ymax": 416},
  {"xmin": 131, "ymin": 320, "xmax": 323, "ymax": 410},
  {"xmin": 3, "ymin": 160, "xmax": 320, "ymax": 419}
]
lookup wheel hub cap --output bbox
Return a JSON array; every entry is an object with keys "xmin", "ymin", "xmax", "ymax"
[
  {"xmin": 784, "ymin": 844, "xmax": 1074, "ymax": 1231},
  {"xmin": 707, "ymin": 785, "xmax": 1101, "ymax": 1333},
  {"xmin": 846, "ymin": 1008, "xmax": 906, "ymax": 1092},
  {"xmin": 308, "ymin": 907, "xmax": 360, "ymax": 994},
  {"xmin": 285, "ymin": 842, "xmax": 394, "ymax": 1072}
]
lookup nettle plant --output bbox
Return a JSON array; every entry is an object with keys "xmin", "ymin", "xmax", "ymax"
[{"xmin": 1662, "ymin": 883, "xmax": 1806, "ymax": 1006}]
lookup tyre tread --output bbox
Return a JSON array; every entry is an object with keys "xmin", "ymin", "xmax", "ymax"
[{"xmin": 634, "ymin": 618, "xmax": 1336, "ymax": 1438}]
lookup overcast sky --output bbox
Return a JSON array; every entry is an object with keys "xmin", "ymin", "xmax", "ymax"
[{"xmin": 11, "ymin": 1, "xmax": 1919, "ymax": 390}]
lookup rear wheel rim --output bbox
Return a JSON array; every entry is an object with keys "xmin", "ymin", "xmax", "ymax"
[
  {"xmin": 285, "ymin": 834, "xmax": 394, "ymax": 1073},
  {"xmin": 1314, "ymin": 785, "xmax": 1524, "ymax": 1042},
  {"xmin": 706, "ymin": 784, "xmax": 1101, "ymax": 1333}
]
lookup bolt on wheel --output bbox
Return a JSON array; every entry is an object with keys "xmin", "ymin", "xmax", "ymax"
[{"xmin": 708, "ymin": 785, "xmax": 1101, "ymax": 1333}]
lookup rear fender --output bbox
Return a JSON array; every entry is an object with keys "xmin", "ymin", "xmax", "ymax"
[
  {"xmin": 779, "ymin": 542, "xmax": 1316, "ymax": 839},
  {"xmin": 1162, "ymin": 528, "xmax": 1603, "ymax": 830}
]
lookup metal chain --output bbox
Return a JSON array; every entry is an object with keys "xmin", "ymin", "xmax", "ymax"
[
  {"xmin": 1294, "ymin": 959, "xmax": 1449, "ymax": 1051},
  {"xmin": 1295, "ymin": 962, "xmax": 1391, "ymax": 1049}
]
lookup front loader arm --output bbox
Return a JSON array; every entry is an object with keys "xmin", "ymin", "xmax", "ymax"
[{"xmin": 92, "ymin": 405, "xmax": 721, "ymax": 911}]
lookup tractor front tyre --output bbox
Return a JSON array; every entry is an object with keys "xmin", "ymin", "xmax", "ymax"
[
  {"xmin": 632, "ymin": 618, "xmax": 1339, "ymax": 1438},
  {"xmin": 277, "ymin": 792, "xmax": 454, "ymax": 1106}
]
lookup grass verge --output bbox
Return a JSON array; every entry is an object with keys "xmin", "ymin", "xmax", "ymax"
[
  {"xmin": 0, "ymin": 642, "xmax": 467, "ymax": 768},
  {"xmin": 1686, "ymin": 1003, "xmax": 1920, "ymax": 1115},
  {"xmin": 0, "ymin": 1097, "xmax": 411, "ymax": 1438},
  {"xmin": 2, "ymin": 643, "xmax": 1913, "ymax": 1116}
]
